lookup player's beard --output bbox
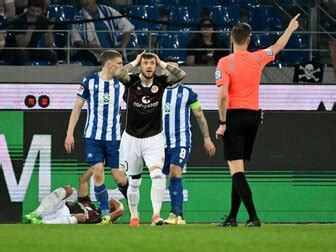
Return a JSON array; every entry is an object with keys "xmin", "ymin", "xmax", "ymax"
[{"xmin": 141, "ymin": 70, "xmax": 155, "ymax": 79}]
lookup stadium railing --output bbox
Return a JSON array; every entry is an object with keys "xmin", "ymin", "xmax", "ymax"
[{"xmin": 0, "ymin": 29, "xmax": 335, "ymax": 66}]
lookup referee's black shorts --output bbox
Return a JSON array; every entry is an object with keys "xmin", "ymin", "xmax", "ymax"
[{"xmin": 223, "ymin": 109, "xmax": 262, "ymax": 161}]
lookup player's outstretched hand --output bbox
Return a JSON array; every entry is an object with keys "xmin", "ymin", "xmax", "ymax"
[
  {"xmin": 134, "ymin": 50, "xmax": 146, "ymax": 66},
  {"xmin": 204, "ymin": 138, "xmax": 216, "ymax": 157},
  {"xmin": 64, "ymin": 135, "xmax": 75, "ymax": 154},
  {"xmin": 215, "ymin": 125, "xmax": 226, "ymax": 139},
  {"xmin": 288, "ymin": 13, "xmax": 300, "ymax": 32}
]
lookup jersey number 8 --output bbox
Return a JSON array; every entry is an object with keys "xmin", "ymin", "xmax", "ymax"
[{"xmin": 179, "ymin": 148, "xmax": 186, "ymax": 159}]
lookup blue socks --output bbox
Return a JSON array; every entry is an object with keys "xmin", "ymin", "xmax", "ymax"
[
  {"xmin": 117, "ymin": 178, "xmax": 129, "ymax": 200},
  {"xmin": 94, "ymin": 184, "xmax": 109, "ymax": 216},
  {"xmin": 169, "ymin": 178, "xmax": 183, "ymax": 218}
]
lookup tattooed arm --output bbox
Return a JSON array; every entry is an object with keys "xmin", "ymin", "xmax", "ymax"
[
  {"xmin": 192, "ymin": 107, "xmax": 210, "ymax": 139},
  {"xmin": 192, "ymin": 106, "xmax": 216, "ymax": 157},
  {"xmin": 165, "ymin": 63, "xmax": 187, "ymax": 85},
  {"xmin": 154, "ymin": 54, "xmax": 186, "ymax": 85},
  {"xmin": 116, "ymin": 63, "xmax": 133, "ymax": 83}
]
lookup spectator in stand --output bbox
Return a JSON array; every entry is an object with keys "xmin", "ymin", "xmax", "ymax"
[
  {"xmin": 71, "ymin": 0, "xmax": 134, "ymax": 65},
  {"xmin": 0, "ymin": 0, "xmax": 16, "ymax": 20},
  {"xmin": 0, "ymin": 13, "xmax": 5, "ymax": 52},
  {"xmin": 4, "ymin": 0, "xmax": 58, "ymax": 65},
  {"xmin": 186, "ymin": 18, "xmax": 229, "ymax": 66},
  {"xmin": 15, "ymin": 0, "xmax": 49, "ymax": 14}
]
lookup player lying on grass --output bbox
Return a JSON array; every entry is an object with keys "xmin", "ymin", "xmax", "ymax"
[{"xmin": 24, "ymin": 183, "xmax": 124, "ymax": 224}]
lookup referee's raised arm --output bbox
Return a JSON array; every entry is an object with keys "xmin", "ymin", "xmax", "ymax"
[{"xmin": 268, "ymin": 13, "xmax": 301, "ymax": 55}]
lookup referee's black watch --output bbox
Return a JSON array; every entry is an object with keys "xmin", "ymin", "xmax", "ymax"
[{"xmin": 219, "ymin": 120, "xmax": 226, "ymax": 125}]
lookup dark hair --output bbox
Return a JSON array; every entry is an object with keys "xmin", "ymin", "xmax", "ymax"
[
  {"xmin": 164, "ymin": 56, "xmax": 178, "ymax": 64},
  {"xmin": 231, "ymin": 23, "xmax": 251, "ymax": 45},
  {"xmin": 100, "ymin": 50, "xmax": 122, "ymax": 66},
  {"xmin": 142, "ymin": 52, "xmax": 156, "ymax": 60},
  {"xmin": 193, "ymin": 18, "xmax": 219, "ymax": 44},
  {"xmin": 28, "ymin": 0, "xmax": 45, "ymax": 8}
]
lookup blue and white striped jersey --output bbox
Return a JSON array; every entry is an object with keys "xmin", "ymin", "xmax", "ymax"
[
  {"xmin": 162, "ymin": 83, "xmax": 199, "ymax": 148},
  {"xmin": 77, "ymin": 72, "xmax": 123, "ymax": 141}
]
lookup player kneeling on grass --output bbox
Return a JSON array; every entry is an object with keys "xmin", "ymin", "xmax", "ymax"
[{"xmin": 24, "ymin": 185, "xmax": 124, "ymax": 224}]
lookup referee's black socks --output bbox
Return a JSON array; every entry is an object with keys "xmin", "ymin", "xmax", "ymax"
[
  {"xmin": 232, "ymin": 172, "xmax": 258, "ymax": 221},
  {"xmin": 228, "ymin": 180, "xmax": 241, "ymax": 220}
]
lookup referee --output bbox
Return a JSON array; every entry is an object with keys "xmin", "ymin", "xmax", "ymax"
[{"xmin": 215, "ymin": 14, "xmax": 300, "ymax": 227}]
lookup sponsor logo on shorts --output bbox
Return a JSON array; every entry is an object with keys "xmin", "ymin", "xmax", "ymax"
[
  {"xmin": 87, "ymin": 153, "xmax": 93, "ymax": 158},
  {"xmin": 215, "ymin": 69, "xmax": 222, "ymax": 80}
]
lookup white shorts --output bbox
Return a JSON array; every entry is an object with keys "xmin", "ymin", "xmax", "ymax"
[
  {"xmin": 119, "ymin": 132, "xmax": 165, "ymax": 176},
  {"xmin": 41, "ymin": 199, "xmax": 71, "ymax": 222}
]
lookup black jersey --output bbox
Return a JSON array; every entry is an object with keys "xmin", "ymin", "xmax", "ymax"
[
  {"xmin": 65, "ymin": 199, "xmax": 102, "ymax": 224},
  {"xmin": 122, "ymin": 73, "xmax": 170, "ymax": 138}
]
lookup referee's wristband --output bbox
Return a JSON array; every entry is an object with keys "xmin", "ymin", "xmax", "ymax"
[{"xmin": 219, "ymin": 120, "xmax": 226, "ymax": 125}]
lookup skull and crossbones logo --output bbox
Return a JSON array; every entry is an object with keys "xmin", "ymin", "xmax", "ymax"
[{"xmin": 299, "ymin": 64, "xmax": 321, "ymax": 82}]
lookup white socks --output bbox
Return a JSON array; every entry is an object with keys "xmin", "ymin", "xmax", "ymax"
[
  {"xmin": 44, "ymin": 216, "xmax": 78, "ymax": 224},
  {"xmin": 127, "ymin": 177, "xmax": 142, "ymax": 219},
  {"xmin": 150, "ymin": 169, "xmax": 165, "ymax": 216},
  {"xmin": 35, "ymin": 188, "xmax": 66, "ymax": 216}
]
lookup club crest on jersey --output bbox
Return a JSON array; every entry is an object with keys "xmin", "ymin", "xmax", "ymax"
[
  {"xmin": 103, "ymin": 93, "xmax": 110, "ymax": 103},
  {"xmin": 141, "ymin": 96, "xmax": 151, "ymax": 104},
  {"xmin": 164, "ymin": 103, "xmax": 171, "ymax": 112},
  {"xmin": 95, "ymin": 84, "xmax": 99, "ymax": 89},
  {"xmin": 151, "ymin": 85, "xmax": 159, "ymax": 93}
]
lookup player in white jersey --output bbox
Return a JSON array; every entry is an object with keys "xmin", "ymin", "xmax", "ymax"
[
  {"xmin": 64, "ymin": 50, "xmax": 127, "ymax": 224},
  {"xmin": 116, "ymin": 51, "xmax": 186, "ymax": 226},
  {"xmin": 162, "ymin": 57, "xmax": 216, "ymax": 225}
]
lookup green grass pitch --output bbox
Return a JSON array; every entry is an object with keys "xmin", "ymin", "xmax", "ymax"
[{"xmin": 1, "ymin": 224, "xmax": 336, "ymax": 251}]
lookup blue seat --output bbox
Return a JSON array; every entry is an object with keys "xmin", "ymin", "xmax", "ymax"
[
  {"xmin": 58, "ymin": 60, "xmax": 95, "ymax": 66},
  {"xmin": 128, "ymin": 5, "xmax": 161, "ymax": 31},
  {"xmin": 168, "ymin": 6, "xmax": 200, "ymax": 31},
  {"xmin": 278, "ymin": 34, "xmax": 309, "ymax": 65},
  {"xmin": 136, "ymin": 0, "xmax": 176, "ymax": 4},
  {"xmin": 0, "ymin": 14, "xmax": 7, "ymax": 29},
  {"xmin": 280, "ymin": 0, "xmax": 309, "ymax": 6},
  {"xmin": 249, "ymin": 33, "xmax": 272, "ymax": 50},
  {"xmin": 249, "ymin": 6, "xmax": 283, "ymax": 31},
  {"xmin": 209, "ymin": 6, "xmax": 240, "ymax": 29},
  {"xmin": 24, "ymin": 61, "xmax": 52, "ymax": 66},
  {"xmin": 128, "ymin": 32, "xmax": 150, "ymax": 48},
  {"xmin": 235, "ymin": 0, "xmax": 259, "ymax": 6},
  {"xmin": 47, "ymin": 5, "xmax": 76, "ymax": 21},
  {"xmin": 219, "ymin": 32, "xmax": 231, "ymax": 47},
  {"xmin": 181, "ymin": 0, "xmax": 219, "ymax": 5},
  {"xmin": 158, "ymin": 33, "xmax": 190, "ymax": 62},
  {"xmin": 47, "ymin": 5, "xmax": 76, "ymax": 48},
  {"xmin": 0, "ymin": 60, "xmax": 10, "ymax": 66}
]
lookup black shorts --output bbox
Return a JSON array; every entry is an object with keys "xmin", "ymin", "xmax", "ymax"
[{"xmin": 223, "ymin": 109, "xmax": 262, "ymax": 161}]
